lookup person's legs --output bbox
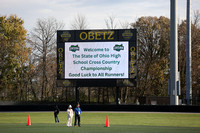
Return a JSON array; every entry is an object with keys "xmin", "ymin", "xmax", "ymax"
[
  {"xmin": 67, "ymin": 117, "xmax": 70, "ymax": 126},
  {"xmin": 56, "ymin": 115, "xmax": 59, "ymax": 123},
  {"xmin": 70, "ymin": 117, "xmax": 73, "ymax": 126},
  {"xmin": 54, "ymin": 114, "xmax": 57, "ymax": 122},
  {"xmin": 78, "ymin": 115, "xmax": 81, "ymax": 126},
  {"xmin": 74, "ymin": 115, "xmax": 78, "ymax": 126}
]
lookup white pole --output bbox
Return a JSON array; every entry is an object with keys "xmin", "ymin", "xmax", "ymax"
[
  {"xmin": 170, "ymin": 0, "xmax": 179, "ymax": 105},
  {"xmin": 186, "ymin": 0, "xmax": 192, "ymax": 105}
]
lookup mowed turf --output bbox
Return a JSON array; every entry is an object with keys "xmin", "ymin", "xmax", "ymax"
[{"xmin": 0, "ymin": 112, "xmax": 200, "ymax": 133}]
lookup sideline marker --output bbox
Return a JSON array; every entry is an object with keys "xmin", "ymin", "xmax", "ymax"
[
  {"xmin": 27, "ymin": 114, "xmax": 31, "ymax": 126},
  {"xmin": 105, "ymin": 114, "xmax": 110, "ymax": 127}
]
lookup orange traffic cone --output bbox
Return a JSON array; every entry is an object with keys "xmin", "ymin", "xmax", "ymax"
[
  {"xmin": 27, "ymin": 114, "xmax": 31, "ymax": 126},
  {"xmin": 105, "ymin": 114, "xmax": 110, "ymax": 127}
]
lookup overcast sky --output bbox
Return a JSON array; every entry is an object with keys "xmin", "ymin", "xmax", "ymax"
[{"xmin": 0, "ymin": 0, "xmax": 200, "ymax": 32}]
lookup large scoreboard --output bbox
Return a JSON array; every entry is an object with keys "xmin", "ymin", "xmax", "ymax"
[{"xmin": 57, "ymin": 29, "xmax": 137, "ymax": 87}]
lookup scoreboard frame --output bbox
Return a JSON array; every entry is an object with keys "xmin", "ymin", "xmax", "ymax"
[{"xmin": 57, "ymin": 29, "xmax": 137, "ymax": 87}]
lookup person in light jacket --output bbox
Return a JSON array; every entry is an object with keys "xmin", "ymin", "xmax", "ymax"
[{"xmin": 67, "ymin": 105, "xmax": 73, "ymax": 127}]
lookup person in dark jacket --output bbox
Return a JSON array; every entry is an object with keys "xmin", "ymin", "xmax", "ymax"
[
  {"xmin": 74, "ymin": 103, "xmax": 81, "ymax": 127},
  {"xmin": 54, "ymin": 105, "xmax": 60, "ymax": 123}
]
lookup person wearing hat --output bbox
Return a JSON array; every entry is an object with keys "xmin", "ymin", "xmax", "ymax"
[
  {"xmin": 67, "ymin": 105, "xmax": 73, "ymax": 127},
  {"xmin": 74, "ymin": 103, "xmax": 81, "ymax": 127}
]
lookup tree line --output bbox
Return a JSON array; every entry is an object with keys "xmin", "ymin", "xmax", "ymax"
[{"xmin": 0, "ymin": 12, "xmax": 199, "ymax": 104}]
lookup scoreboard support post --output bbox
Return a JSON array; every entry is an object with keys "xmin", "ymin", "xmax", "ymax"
[
  {"xmin": 76, "ymin": 87, "xmax": 79, "ymax": 104},
  {"xmin": 116, "ymin": 87, "xmax": 119, "ymax": 105}
]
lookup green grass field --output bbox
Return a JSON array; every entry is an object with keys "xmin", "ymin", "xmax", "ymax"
[{"xmin": 0, "ymin": 112, "xmax": 200, "ymax": 133}]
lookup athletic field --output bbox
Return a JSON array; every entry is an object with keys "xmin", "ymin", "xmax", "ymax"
[{"xmin": 0, "ymin": 112, "xmax": 200, "ymax": 133}]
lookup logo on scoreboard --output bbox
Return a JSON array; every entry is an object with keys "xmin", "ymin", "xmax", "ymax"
[
  {"xmin": 122, "ymin": 30, "xmax": 133, "ymax": 40},
  {"xmin": 61, "ymin": 32, "xmax": 71, "ymax": 41},
  {"xmin": 69, "ymin": 45, "xmax": 79, "ymax": 52},
  {"xmin": 113, "ymin": 44, "xmax": 124, "ymax": 52}
]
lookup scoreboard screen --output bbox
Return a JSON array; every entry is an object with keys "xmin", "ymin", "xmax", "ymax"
[{"xmin": 65, "ymin": 41, "xmax": 129, "ymax": 79}]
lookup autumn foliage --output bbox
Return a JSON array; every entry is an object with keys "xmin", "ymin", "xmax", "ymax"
[{"xmin": 0, "ymin": 13, "xmax": 200, "ymax": 104}]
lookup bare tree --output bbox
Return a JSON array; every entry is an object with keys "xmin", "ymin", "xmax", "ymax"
[
  {"xmin": 105, "ymin": 14, "xmax": 117, "ymax": 29},
  {"xmin": 71, "ymin": 14, "xmax": 89, "ymax": 30},
  {"xmin": 119, "ymin": 20, "xmax": 130, "ymax": 29},
  {"xmin": 30, "ymin": 17, "xmax": 64, "ymax": 100},
  {"xmin": 193, "ymin": 10, "xmax": 200, "ymax": 27}
]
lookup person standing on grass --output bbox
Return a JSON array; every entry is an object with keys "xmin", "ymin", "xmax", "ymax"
[
  {"xmin": 74, "ymin": 103, "xmax": 81, "ymax": 127},
  {"xmin": 54, "ymin": 105, "xmax": 60, "ymax": 123},
  {"xmin": 67, "ymin": 105, "xmax": 73, "ymax": 127}
]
